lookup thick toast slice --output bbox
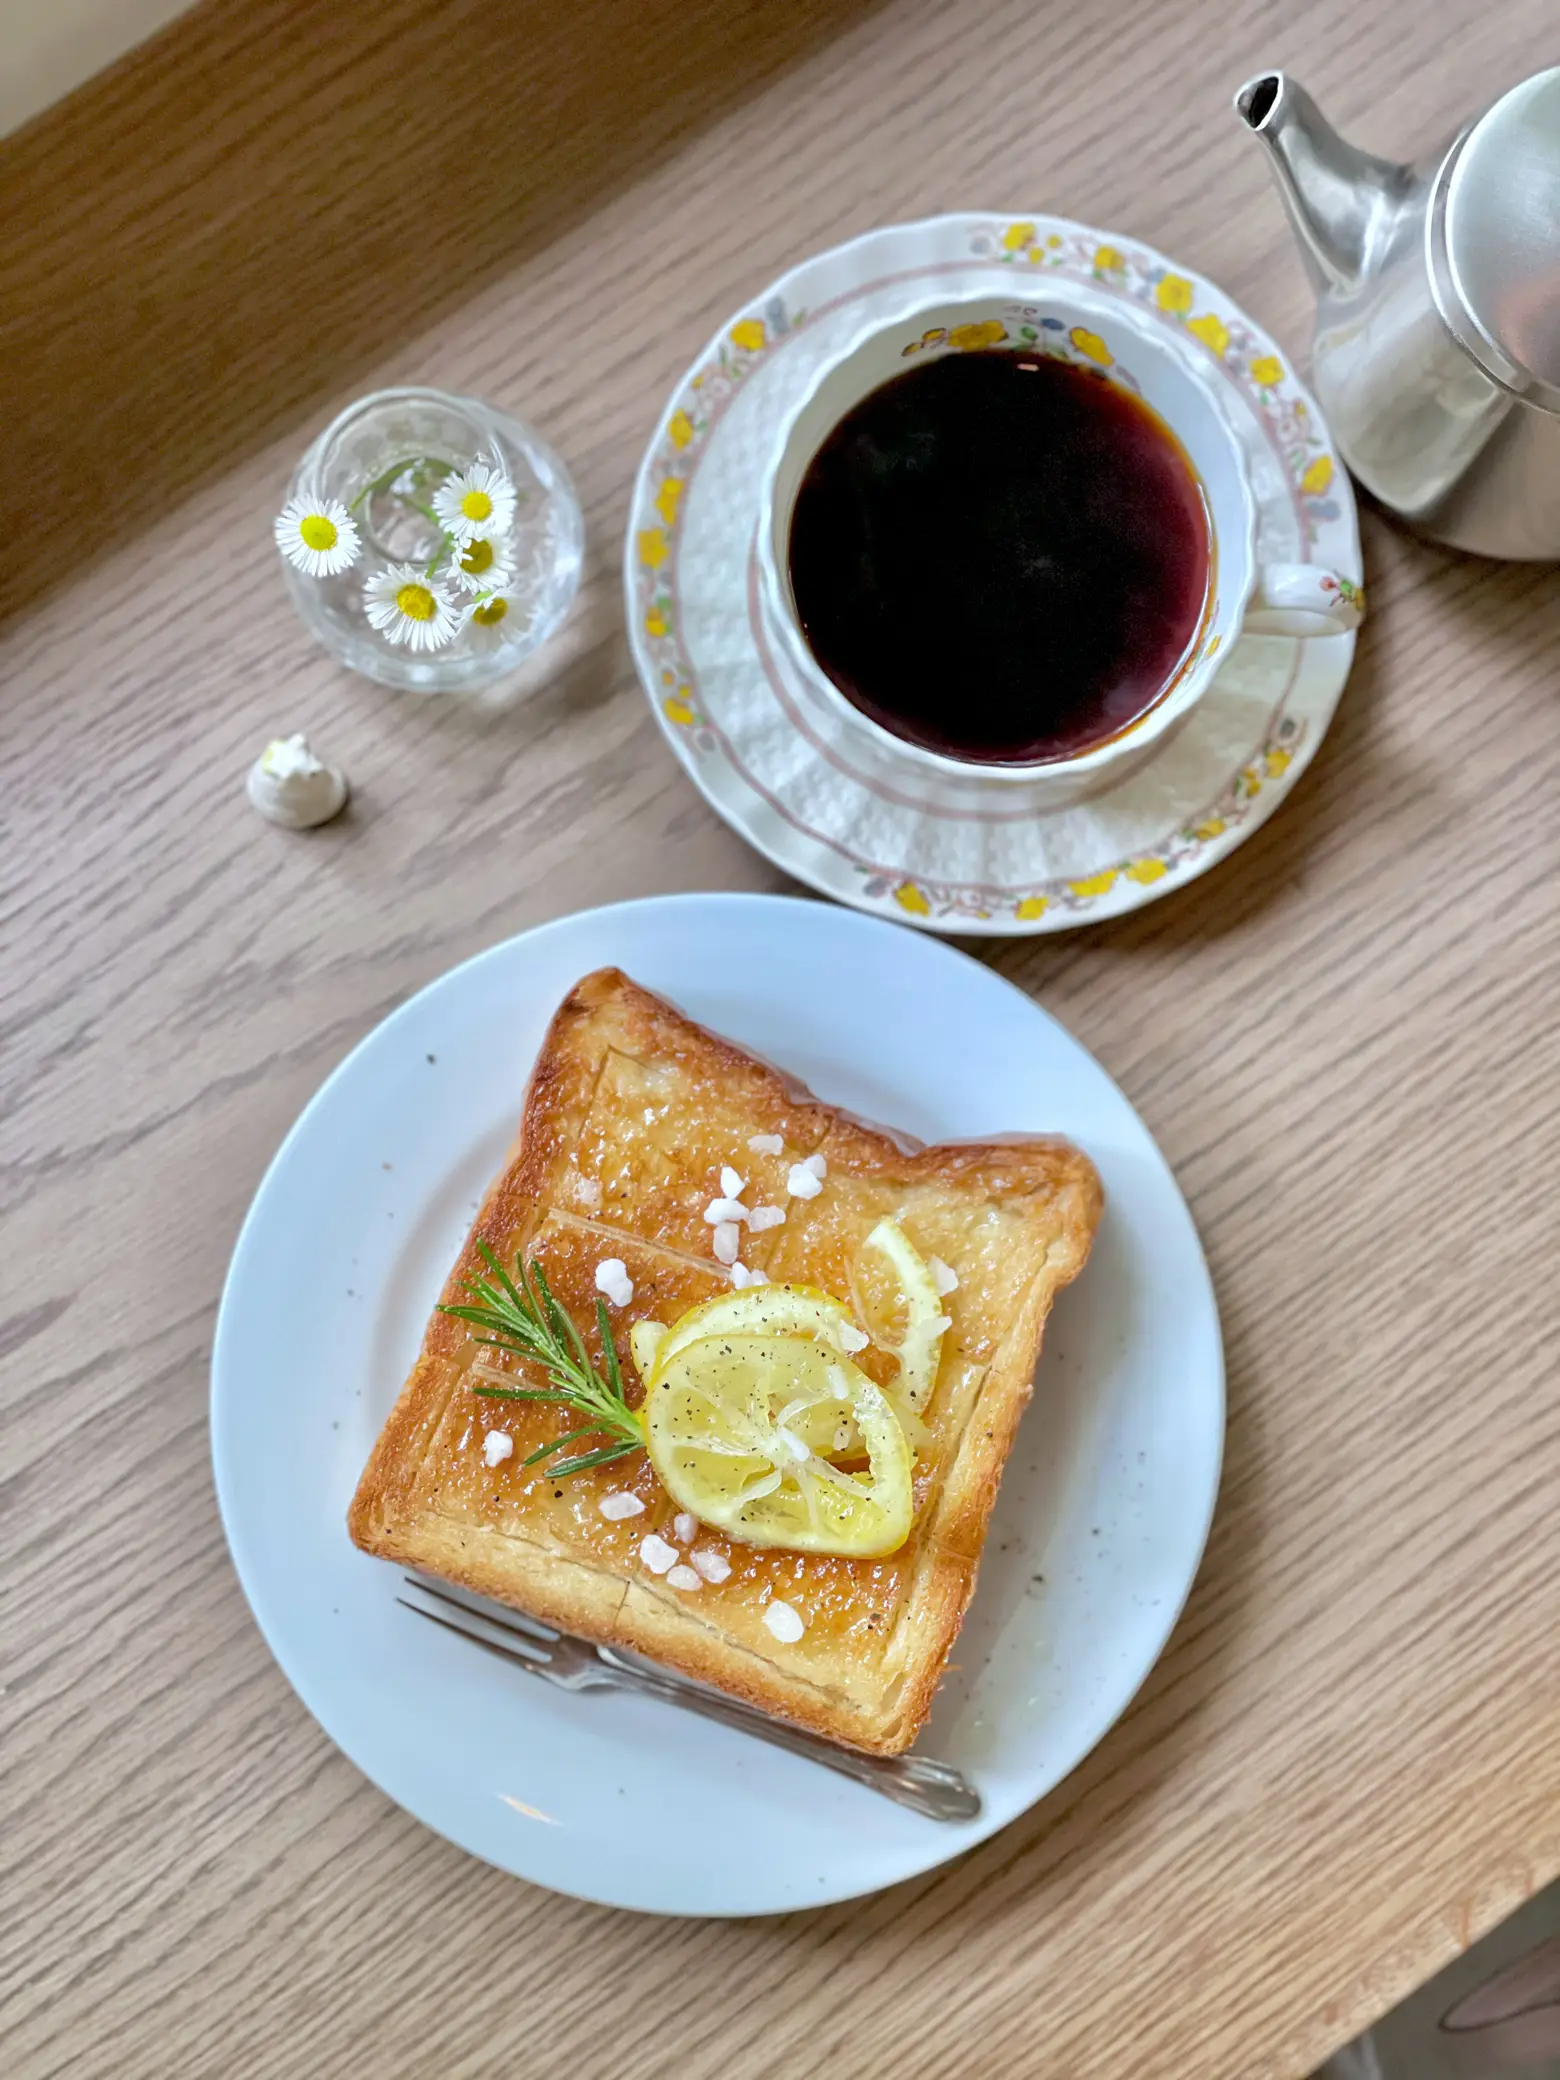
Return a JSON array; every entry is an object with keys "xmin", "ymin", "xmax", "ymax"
[{"xmin": 348, "ymin": 969, "xmax": 1102, "ymax": 1754}]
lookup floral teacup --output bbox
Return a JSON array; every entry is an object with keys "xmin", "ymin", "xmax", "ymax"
[{"xmin": 756, "ymin": 291, "xmax": 1363, "ymax": 803}]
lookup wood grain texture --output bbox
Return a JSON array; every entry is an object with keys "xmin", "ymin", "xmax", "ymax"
[{"xmin": 2, "ymin": 1, "xmax": 1557, "ymax": 2076}]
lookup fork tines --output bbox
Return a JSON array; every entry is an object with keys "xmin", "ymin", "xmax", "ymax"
[{"xmin": 398, "ymin": 1575, "xmax": 560, "ymax": 1663}]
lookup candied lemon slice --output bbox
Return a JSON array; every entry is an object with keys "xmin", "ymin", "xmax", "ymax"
[
  {"xmin": 643, "ymin": 1283, "xmax": 875, "ymax": 1452},
  {"xmin": 644, "ymin": 1334, "xmax": 913, "ymax": 1556},
  {"xmin": 629, "ymin": 1319, "xmax": 667, "ymax": 1380},
  {"xmin": 645, "ymin": 1284, "xmax": 868, "ymax": 1384},
  {"xmin": 855, "ymin": 1218, "xmax": 950, "ymax": 1416}
]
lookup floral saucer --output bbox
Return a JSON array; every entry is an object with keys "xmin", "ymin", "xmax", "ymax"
[{"xmin": 624, "ymin": 214, "xmax": 1362, "ymax": 935}]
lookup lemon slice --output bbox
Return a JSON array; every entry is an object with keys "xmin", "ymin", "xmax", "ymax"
[
  {"xmin": 642, "ymin": 1283, "xmax": 876, "ymax": 1452},
  {"xmin": 645, "ymin": 1284, "xmax": 868, "ymax": 1385},
  {"xmin": 644, "ymin": 1334, "xmax": 913, "ymax": 1556},
  {"xmin": 855, "ymin": 1218, "xmax": 951, "ymax": 1416},
  {"xmin": 629, "ymin": 1319, "xmax": 667, "ymax": 1380}
]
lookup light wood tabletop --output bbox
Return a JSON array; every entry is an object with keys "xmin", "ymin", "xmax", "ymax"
[{"xmin": 3, "ymin": 0, "xmax": 1557, "ymax": 2074}]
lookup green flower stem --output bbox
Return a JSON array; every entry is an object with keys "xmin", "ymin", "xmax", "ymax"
[
  {"xmin": 346, "ymin": 453, "xmax": 456, "ymax": 514},
  {"xmin": 341, "ymin": 454, "xmax": 458, "ymax": 579}
]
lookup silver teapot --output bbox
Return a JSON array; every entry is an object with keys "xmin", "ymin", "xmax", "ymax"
[{"xmin": 1237, "ymin": 67, "xmax": 1560, "ymax": 560}]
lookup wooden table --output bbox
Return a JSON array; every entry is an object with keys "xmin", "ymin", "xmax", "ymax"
[{"xmin": 4, "ymin": 1, "xmax": 1557, "ymax": 2073}]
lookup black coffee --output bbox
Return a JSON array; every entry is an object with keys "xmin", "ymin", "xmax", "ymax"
[{"xmin": 786, "ymin": 349, "xmax": 1211, "ymax": 765}]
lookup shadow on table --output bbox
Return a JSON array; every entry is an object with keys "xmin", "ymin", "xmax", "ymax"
[{"xmin": 0, "ymin": 0, "xmax": 885, "ymax": 625}]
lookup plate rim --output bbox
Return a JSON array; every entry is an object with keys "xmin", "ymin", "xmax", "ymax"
[{"xmin": 210, "ymin": 892, "xmax": 1225, "ymax": 1911}]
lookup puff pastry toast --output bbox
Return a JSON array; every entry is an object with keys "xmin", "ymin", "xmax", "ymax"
[{"xmin": 348, "ymin": 968, "xmax": 1101, "ymax": 1754}]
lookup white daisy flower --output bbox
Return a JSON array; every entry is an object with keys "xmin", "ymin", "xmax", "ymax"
[
  {"xmin": 273, "ymin": 496, "xmax": 360, "ymax": 576},
  {"xmin": 460, "ymin": 583, "xmax": 523, "ymax": 645},
  {"xmin": 445, "ymin": 533, "xmax": 513, "ymax": 594},
  {"xmin": 363, "ymin": 564, "xmax": 461, "ymax": 651},
  {"xmin": 432, "ymin": 463, "xmax": 517, "ymax": 543}
]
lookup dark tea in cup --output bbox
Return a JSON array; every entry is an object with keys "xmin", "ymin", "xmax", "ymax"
[{"xmin": 785, "ymin": 349, "xmax": 1212, "ymax": 767}]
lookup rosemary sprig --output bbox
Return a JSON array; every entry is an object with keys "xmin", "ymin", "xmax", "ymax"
[{"xmin": 440, "ymin": 1242, "xmax": 645, "ymax": 1478}]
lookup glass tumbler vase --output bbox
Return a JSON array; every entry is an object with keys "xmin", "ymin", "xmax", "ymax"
[{"xmin": 280, "ymin": 386, "xmax": 584, "ymax": 692}]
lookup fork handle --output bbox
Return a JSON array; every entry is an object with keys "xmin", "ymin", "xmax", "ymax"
[{"xmin": 594, "ymin": 1651, "xmax": 981, "ymax": 1822}]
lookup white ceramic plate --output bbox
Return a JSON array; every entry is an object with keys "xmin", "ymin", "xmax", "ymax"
[
  {"xmin": 212, "ymin": 895, "xmax": 1223, "ymax": 1913},
  {"xmin": 625, "ymin": 213, "xmax": 1362, "ymax": 934}
]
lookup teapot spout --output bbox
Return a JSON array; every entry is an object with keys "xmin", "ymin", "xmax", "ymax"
[{"xmin": 1236, "ymin": 71, "xmax": 1410, "ymax": 294}]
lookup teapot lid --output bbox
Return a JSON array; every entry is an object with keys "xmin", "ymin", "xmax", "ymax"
[{"xmin": 1433, "ymin": 67, "xmax": 1560, "ymax": 410}]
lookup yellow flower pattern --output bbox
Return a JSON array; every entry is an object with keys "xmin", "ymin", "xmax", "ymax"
[
  {"xmin": 901, "ymin": 327, "xmax": 948, "ymax": 358},
  {"xmin": 668, "ymin": 410, "xmax": 694, "ymax": 450},
  {"xmin": 654, "ymin": 478, "xmax": 683, "ymax": 528},
  {"xmin": 663, "ymin": 695, "xmax": 696, "ymax": 726},
  {"xmin": 645, "ymin": 606, "xmax": 668, "ymax": 638},
  {"xmin": 1068, "ymin": 327, "xmax": 1111, "ymax": 366},
  {"xmin": 1002, "ymin": 222, "xmax": 1036, "ymax": 252},
  {"xmin": 1015, "ymin": 896, "xmax": 1049, "ymax": 921},
  {"xmin": 1156, "ymin": 274, "xmax": 1194, "ymax": 313},
  {"xmin": 638, "ymin": 528, "xmax": 669, "ymax": 571},
  {"xmin": 1187, "ymin": 313, "xmax": 1230, "ymax": 358},
  {"xmin": 1264, "ymin": 747, "xmax": 1292, "ymax": 779},
  {"xmin": 1193, "ymin": 817, "xmax": 1226, "ymax": 841},
  {"xmin": 1069, "ymin": 870, "xmax": 1119, "ymax": 899},
  {"xmin": 729, "ymin": 318, "xmax": 765, "ymax": 353},
  {"xmin": 1125, "ymin": 858, "xmax": 1168, "ymax": 885},
  {"xmin": 1248, "ymin": 355, "xmax": 1283, "ymax": 388},
  {"xmin": 894, "ymin": 882, "xmax": 931, "ymax": 916},
  {"xmin": 949, "ymin": 319, "xmax": 1007, "ymax": 350},
  {"xmin": 1093, "ymin": 244, "xmax": 1124, "ymax": 273},
  {"xmin": 1300, "ymin": 454, "xmax": 1335, "ymax": 497}
]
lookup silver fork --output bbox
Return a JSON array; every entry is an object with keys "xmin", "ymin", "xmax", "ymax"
[{"xmin": 397, "ymin": 1575, "xmax": 981, "ymax": 1823}]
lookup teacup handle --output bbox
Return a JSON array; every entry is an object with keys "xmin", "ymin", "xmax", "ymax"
[{"xmin": 1246, "ymin": 563, "xmax": 1365, "ymax": 638}]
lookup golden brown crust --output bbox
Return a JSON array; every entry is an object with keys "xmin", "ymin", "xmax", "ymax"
[{"xmin": 348, "ymin": 967, "xmax": 1102, "ymax": 1753}]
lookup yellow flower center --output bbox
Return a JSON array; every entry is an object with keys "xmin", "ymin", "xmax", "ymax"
[
  {"xmin": 460, "ymin": 538, "xmax": 495, "ymax": 575},
  {"xmin": 459, "ymin": 489, "xmax": 494, "ymax": 523},
  {"xmin": 299, "ymin": 513, "xmax": 338, "ymax": 552},
  {"xmin": 472, "ymin": 597, "xmax": 508, "ymax": 625},
  {"xmin": 395, "ymin": 583, "xmax": 437, "ymax": 622}
]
